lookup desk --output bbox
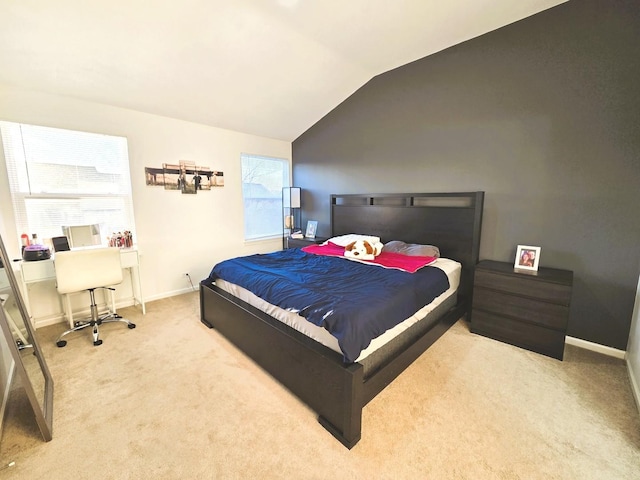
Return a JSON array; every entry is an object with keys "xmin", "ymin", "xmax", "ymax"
[{"xmin": 20, "ymin": 247, "xmax": 145, "ymax": 328}]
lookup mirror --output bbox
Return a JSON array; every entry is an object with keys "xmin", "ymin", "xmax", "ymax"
[
  {"xmin": 62, "ymin": 223, "xmax": 102, "ymax": 248},
  {"xmin": 0, "ymin": 234, "xmax": 53, "ymax": 442}
]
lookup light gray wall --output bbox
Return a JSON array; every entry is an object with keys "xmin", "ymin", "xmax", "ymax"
[{"xmin": 292, "ymin": 0, "xmax": 640, "ymax": 350}]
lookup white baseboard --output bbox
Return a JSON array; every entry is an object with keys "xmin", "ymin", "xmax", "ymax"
[
  {"xmin": 566, "ymin": 337, "xmax": 638, "ymax": 414},
  {"xmin": 627, "ymin": 360, "xmax": 640, "ymax": 415},
  {"xmin": 565, "ymin": 336, "xmax": 626, "ymax": 359},
  {"xmin": 34, "ymin": 314, "xmax": 69, "ymax": 329},
  {"xmin": 144, "ymin": 287, "xmax": 197, "ymax": 303},
  {"xmin": 33, "ymin": 288, "xmax": 198, "ymax": 329}
]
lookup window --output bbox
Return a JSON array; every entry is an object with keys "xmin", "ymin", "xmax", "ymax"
[
  {"xmin": 0, "ymin": 121, "xmax": 136, "ymax": 243},
  {"xmin": 241, "ymin": 153, "xmax": 290, "ymax": 240}
]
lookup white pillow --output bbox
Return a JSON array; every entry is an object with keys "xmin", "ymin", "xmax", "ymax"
[
  {"xmin": 324, "ymin": 234, "xmax": 381, "ymax": 247},
  {"xmin": 382, "ymin": 240, "xmax": 440, "ymax": 258}
]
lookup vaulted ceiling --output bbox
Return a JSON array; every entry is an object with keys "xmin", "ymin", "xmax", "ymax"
[{"xmin": 0, "ymin": 0, "xmax": 566, "ymax": 141}]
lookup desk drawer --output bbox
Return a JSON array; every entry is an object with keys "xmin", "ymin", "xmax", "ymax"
[
  {"xmin": 119, "ymin": 249, "xmax": 139, "ymax": 268},
  {"xmin": 21, "ymin": 260, "xmax": 56, "ymax": 283}
]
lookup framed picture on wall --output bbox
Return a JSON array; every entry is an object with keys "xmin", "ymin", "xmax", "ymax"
[
  {"xmin": 305, "ymin": 220, "xmax": 318, "ymax": 239},
  {"xmin": 514, "ymin": 245, "xmax": 541, "ymax": 273}
]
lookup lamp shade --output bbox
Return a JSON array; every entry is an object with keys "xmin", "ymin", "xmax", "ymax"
[
  {"xmin": 290, "ymin": 187, "xmax": 301, "ymax": 208},
  {"xmin": 283, "ymin": 187, "xmax": 301, "ymax": 208}
]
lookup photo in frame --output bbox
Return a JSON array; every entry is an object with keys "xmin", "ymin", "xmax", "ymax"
[
  {"xmin": 514, "ymin": 245, "xmax": 541, "ymax": 273},
  {"xmin": 305, "ymin": 220, "xmax": 318, "ymax": 239}
]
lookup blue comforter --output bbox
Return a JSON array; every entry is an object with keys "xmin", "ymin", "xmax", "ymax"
[{"xmin": 208, "ymin": 248, "xmax": 449, "ymax": 363}]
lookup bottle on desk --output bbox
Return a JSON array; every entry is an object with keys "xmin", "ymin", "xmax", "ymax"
[{"xmin": 20, "ymin": 233, "xmax": 30, "ymax": 253}]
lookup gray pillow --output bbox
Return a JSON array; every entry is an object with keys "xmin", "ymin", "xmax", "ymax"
[{"xmin": 382, "ymin": 240, "xmax": 440, "ymax": 258}]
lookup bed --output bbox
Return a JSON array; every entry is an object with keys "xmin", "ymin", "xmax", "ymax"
[{"xmin": 200, "ymin": 192, "xmax": 484, "ymax": 448}]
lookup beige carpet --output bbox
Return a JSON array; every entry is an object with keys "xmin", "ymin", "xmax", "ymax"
[{"xmin": 1, "ymin": 291, "xmax": 639, "ymax": 480}]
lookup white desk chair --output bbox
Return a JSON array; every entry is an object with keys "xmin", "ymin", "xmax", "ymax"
[{"xmin": 54, "ymin": 247, "xmax": 136, "ymax": 347}]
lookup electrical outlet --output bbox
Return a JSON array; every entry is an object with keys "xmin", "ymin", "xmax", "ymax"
[{"xmin": 184, "ymin": 272, "xmax": 196, "ymax": 291}]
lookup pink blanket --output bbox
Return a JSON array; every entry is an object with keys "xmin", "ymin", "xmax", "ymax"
[{"xmin": 301, "ymin": 242, "xmax": 437, "ymax": 273}]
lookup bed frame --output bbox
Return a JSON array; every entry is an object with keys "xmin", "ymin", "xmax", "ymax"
[{"xmin": 200, "ymin": 192, "xmax": 484, "ymax": 448}]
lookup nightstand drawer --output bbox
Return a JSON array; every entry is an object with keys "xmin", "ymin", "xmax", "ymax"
[
  {"xmin": 475, "ymin": 269, "xmax": 571, "ymax": 305},
  {"xmin": 471, "ymin": 310, "xmax": 566, "ymax": 360},
  {"xmin": 286, "ymin": 237, "xmax": 327, "ymax": 249},
  {"xmin": 473, "ymin": 287, "xmax": 569, "ymax": 330}
]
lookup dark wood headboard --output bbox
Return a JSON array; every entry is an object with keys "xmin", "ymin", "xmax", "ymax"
[{"xmin": 330, "ymin": 192, "xmax": 484, "ymax": 309}]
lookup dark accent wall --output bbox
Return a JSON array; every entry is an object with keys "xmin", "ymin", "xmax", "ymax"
[{"xmin": 292, "ymin": 0, "xmax": 640, "ymax": 350}]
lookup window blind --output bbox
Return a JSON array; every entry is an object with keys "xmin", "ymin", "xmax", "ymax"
[
  {"xmin": 0, "ymin": 121, "xmax": 137, "ymax": 243},
  {"xmin": 241, "ymin": 153, "xmax": 289, "ymax": 240}
]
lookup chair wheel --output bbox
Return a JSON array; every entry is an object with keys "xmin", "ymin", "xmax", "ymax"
[
  {"xmin": 128, "ymin": 323, "xmax": 136, "ymax": 329},
  {"xmin": 56, "ymin": 340, "xmax": 67, "ymax": 348},
  {"xmin": 94, "ymin": 339, "xmax": 103, "ymax": 346}
]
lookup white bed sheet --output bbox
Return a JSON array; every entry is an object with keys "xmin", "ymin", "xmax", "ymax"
[{"xmin": 215, "ymin": 257, "xmax": 461, "ymax": 363}]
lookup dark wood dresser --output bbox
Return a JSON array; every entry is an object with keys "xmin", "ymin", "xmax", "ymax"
[{"xmin": 471, "ymin": 260, "xmax": 573, "ymax": 360}]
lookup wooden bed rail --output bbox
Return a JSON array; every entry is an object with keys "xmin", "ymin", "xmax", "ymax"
[{"xmin": 200, "ymin": 282, "xmax": 364, "ymax": 448}]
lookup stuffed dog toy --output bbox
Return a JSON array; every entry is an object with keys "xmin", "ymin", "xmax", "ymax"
[{"xmin": 344, "ymin": 239, "xmax": 383, "ymax": 261}]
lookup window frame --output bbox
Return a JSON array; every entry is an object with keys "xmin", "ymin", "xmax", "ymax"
[
  {"xmin": 0, "ymin": 121, "xmax": 137, "ymax": 245},
  {"xmin": 240, "ymin": 153, "xmax": 291, "ymax": 242}
]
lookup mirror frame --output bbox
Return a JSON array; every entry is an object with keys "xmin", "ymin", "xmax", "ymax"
[{"xmin": 0, "ymin": 235, "xmax": 53, "ymax": 441}]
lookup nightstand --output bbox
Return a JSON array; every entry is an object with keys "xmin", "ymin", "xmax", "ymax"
[
  {"xmin": 471, "ymin": 260, "xmax": 573, "ymax": 360},
  {"xmin": 285, "ymin": 237, "xmax": 328, "ymax": 249}
]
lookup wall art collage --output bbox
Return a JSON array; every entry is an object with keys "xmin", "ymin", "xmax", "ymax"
[{"xmin": 145, "ymin": 160, "xmax": 224, "ymax": 194}]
